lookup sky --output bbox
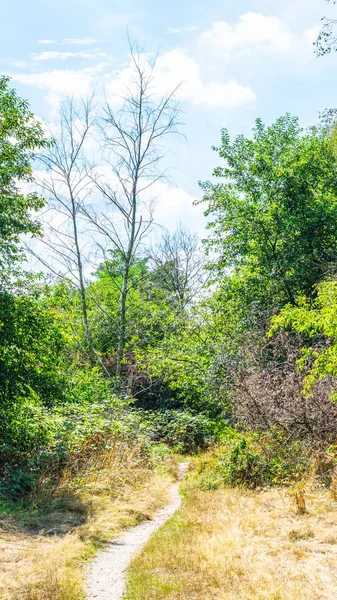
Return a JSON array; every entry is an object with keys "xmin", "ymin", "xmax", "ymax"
[{"xmin": 1, "ymin": 0, "xmax": 337, "ymax": 237}]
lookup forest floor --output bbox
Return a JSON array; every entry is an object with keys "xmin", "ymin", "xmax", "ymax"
[{"xmin": 124, "ymin": 459, "xmax": 337, "ymax": 600}]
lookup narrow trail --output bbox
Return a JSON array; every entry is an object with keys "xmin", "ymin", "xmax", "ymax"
[{"xmin": 86, "ymin": 462, "xmax": 189, "ymax": 600}]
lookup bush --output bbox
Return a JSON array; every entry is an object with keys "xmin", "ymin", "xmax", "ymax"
[
  {"xmin": 194, "ymin": 428, "xmax": 312, "ymax": 490},
  {"xmin": 0, "ymin": 369, "xmax": 132, "ymax": 498},
  {"xmin": 141, "ymin": 410, "xmax": 216, "ymax": 453},
  {"xmin": 0, "ymin": 373, "xmax": 219, "ymax": 497}
]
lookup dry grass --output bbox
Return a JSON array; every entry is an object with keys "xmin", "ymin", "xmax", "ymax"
[
  {"xmin": 0, "ymin": 442, "xmax": 174, "ymax": 600},
  {"xmin": 125, "ymin": 465, "xmax": 337, "ymax": 599}
]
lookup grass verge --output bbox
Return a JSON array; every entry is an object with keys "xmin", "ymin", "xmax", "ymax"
[
  {"xmin": 0, "ymin": 441, "xmax": 175, "ymax": 600},
  {"xmin": 124, "ymin": 453, "xmax": 337, "ymax": 600}
]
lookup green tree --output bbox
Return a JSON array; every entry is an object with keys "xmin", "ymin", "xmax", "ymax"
[
  {"xmin": 270, "ymin": 279, "xmax": 337, "ymax": 399},
  {"xmin": 0, "ymin": 76, "xmax": 49, "ymax": 280},
  {"xmin": 201, "ymin": 115, "xmax": 337, "ymax": 308},
  {"xmin": 0, "ymin": 281, "xmax": 66, "ymax": 409}
]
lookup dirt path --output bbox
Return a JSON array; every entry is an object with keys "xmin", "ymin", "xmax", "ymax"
[{"xmin": 85, "ymin": 462, "xmax": 188, "ymax": 600}]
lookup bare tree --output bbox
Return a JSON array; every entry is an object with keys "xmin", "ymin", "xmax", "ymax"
[
  {"xmin": 316, "ymin": 0, "xmax": 337, "ymax": 55},
  {"xmin": 87, "ymin": 46, "xmax": 182, "ymax": 378},
  {"xmin": 32, "ymin": 97, "xmax": 97, "ymax": 366},
  {"xmin": 149, "ymin": 226, "xmax": 207, "ymax": 309}
]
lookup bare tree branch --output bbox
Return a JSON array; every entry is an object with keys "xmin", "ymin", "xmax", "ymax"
[{"xmin": 89, "ymin": 42, "xmax": 182, "ymax": 380}]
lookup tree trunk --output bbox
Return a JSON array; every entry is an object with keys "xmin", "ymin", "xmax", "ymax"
[
  {"xmin": 116, "ymin": 262, "xmax": 129, "ymax": 378},
  {"xmin": 70, "ymin": 188, "xmax": 95, "ymax": 367},
  {"xmin": 115, "ymin": 184, "xmax": 137, "ymax": 379}
]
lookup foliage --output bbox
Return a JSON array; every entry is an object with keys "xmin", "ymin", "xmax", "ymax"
[
  {"xmin": 2, "ymin": 78, "xmax": 337, "ymax": 506},
  {"xmin": 270, "ymin": 278, "xmax": 337, "ymax": 399},
  {"xmin": 0, "ymin": 76, "xmax": 49, "ymax": 277},
  {"xmin": 135, "ymin": 292, "xmax": 234, "ymax": 416},
  {"xmin": 227, "ymin": 329, "xmax": 337, "ymax": 442},
  {"xmin": 141, "ymin": 410, "xmax": 216, "ymax": 453},
  {"xmin": 88, "ymin": 254, "xmax": 175, "ymax": 363},
  {"xmin": 0, "ymin": 369, "xmax": 127, "ymax": 498},
  {"xmin": 195, "ymin": 429, "xmax": 312, "ymax": 490},
  {"xmin": 0, "ymin": 283, "xmax": 67, "ymax": 410},
  {"xmin": 201, "ymin": 115, "xmax": 337, "ymax": 307}
]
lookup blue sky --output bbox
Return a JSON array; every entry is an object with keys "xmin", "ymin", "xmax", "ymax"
[{"xmin": 1, "ymin": 0, "xmax": 337, "ymax": 233}]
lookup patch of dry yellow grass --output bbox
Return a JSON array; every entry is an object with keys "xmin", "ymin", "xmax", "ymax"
[
  {"xmin": 125, "ymin": 470, "xmax": 337, "ymax": 599},
  {"xmin": 0, "ymin": 443, "xmax": 173, "ymax": 600}
]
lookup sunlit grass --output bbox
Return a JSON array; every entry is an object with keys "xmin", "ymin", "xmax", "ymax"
[{"xmin": 125, "ymin": 457, "xmax": 337, "ymax": 599}]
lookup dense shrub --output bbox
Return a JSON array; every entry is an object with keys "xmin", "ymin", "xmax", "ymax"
[
  {"xmin": 140, "ymin": 410, "xmax": 217, "ymax": 453},
  {"xmin": 0, "ymin": 376, "xmax": 219, "ymax": 497},
  {"xmin": 194, "ymin": 428, "xmax": 312, "ymax": 490},
  {"xmin": 0, "ymin": 367, "xmax": 133, "ymax": 498}
]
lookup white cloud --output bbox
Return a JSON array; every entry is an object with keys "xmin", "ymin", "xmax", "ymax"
[
  {"xmin": 37, "ymin": 39, "xmax": 57, "ymax": 45},
  {"xmin": 153, "ymin": 49, "xmax": 256, "ymax": 106},
  {"xmin": 151, "ymin": 182, "xmax": 197, "ymax": 216},
  {"xmin": 0, "ymin": 58, "xmax": 30, "ymax": 68},
  {"xmin": 166, "ymin": 25, "xmax": 200, "ymax": 34},
  {"xmin": 202, "ymin": 12, "xmax": 292, "ymax": 54},
  {"xmin": 10, "ymin": 69, "xmax": 95, "ymax": 111},
  {"xmin": 61, "ymin": 37, "xmax": 101, "ymax": 45},
  {"xmin": 36, "ymin": 37, "xmax": 101, "ymax": 47},
  {"xmin": 80, "ymin": 166, "xmax": 205, "ymax": 236},
  {"xmin": 193, "ymin": 79, "xmax": 255, "ymax": 107},
  {"xmin": 32, "ymin": 48, "xmax": 109, "ymax": 61},
  {"xmin": 11, "ymin": 69, "xmax": 93, "ymax": 95},
  {"xmin": 10, "ymin": 47, "xmax": 254, "ymax": 114},
  {"xmin": 107, "ymin": 49, "xmax": 255, "ymax": 108},
  {"xmin": 149, "ymin": 181, "xmax": 205, "ymax": 234}
]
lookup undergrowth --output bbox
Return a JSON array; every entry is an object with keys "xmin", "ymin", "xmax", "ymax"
[{"xmin": 192, "ymin": 428, "xmax": 316, "ymax": 491}]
